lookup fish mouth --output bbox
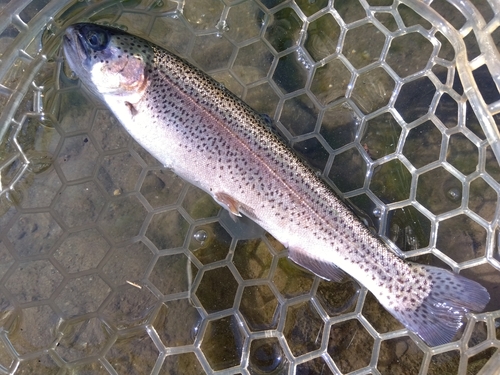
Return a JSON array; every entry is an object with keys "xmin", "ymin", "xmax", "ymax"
[{"xmin": 64, "ymin": 25, "xmax": 90, "ymax": 62}]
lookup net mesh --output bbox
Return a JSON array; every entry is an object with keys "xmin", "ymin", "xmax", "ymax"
[{"xmin": 0, "ymin": 0, "xmax": 500, "ymax": 374}]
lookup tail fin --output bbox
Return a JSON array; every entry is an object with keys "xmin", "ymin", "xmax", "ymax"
[{"xmin": 389, "ymin": 265, "xmax": 490, "ymax": 346}]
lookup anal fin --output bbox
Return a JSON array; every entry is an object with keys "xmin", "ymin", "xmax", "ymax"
[{"xmin": 289, "ymin": 247, "xmax": 346, "ymax": 282}]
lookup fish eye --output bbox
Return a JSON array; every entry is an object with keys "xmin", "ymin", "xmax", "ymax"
[{"xmin": 85, "ymin": 30, "xmax": 108, "ymax": 51}]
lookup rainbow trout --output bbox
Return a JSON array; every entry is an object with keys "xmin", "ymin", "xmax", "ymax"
[{"xmin": 63, "ymin": 23, "xmax": 489, "ymax": 346}]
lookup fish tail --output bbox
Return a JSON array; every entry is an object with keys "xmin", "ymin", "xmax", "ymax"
[{"xmin": 389, "ymin": 265, "xmax": 490, "ymax": 346}]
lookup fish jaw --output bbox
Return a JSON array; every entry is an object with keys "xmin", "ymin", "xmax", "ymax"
[
  {"xmin": 63, "ymin": 25, "xmax": 94, "ymax": 91},
  {"xmin": 63, "ymin": 26, "xmax": 85, "ymax": 69}
]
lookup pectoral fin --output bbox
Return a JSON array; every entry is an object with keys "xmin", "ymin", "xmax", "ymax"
[
  {"xmin": 289, "ymin": 247, "xmax": 347, "ymax": 282},
  {"xmin": 215, "ymin": 192, "xmax": 258, "ymax": 222},
  {"xmin": 125, "ymin": 101, "xmax": 138, "ymax": 116}
]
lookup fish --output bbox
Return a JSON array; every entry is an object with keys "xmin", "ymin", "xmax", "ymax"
[{"xmin": 63, "ymin": 23, "xmax": 490, "ymax": 346}]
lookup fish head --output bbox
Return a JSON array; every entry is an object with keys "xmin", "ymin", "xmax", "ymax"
[{"xmin": 63, "ymin": 23, "xmax": 150, "ymax": 100}]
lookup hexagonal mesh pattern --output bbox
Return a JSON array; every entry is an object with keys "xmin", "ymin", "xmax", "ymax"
[{"xmin": 0, "ymin": 0, "xmax": 500, "ymax": 374}]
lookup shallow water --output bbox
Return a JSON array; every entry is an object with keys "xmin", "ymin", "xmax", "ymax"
[{"xmin": 0, "ymin": 0, "xmax": 500, "ymax": 374}]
